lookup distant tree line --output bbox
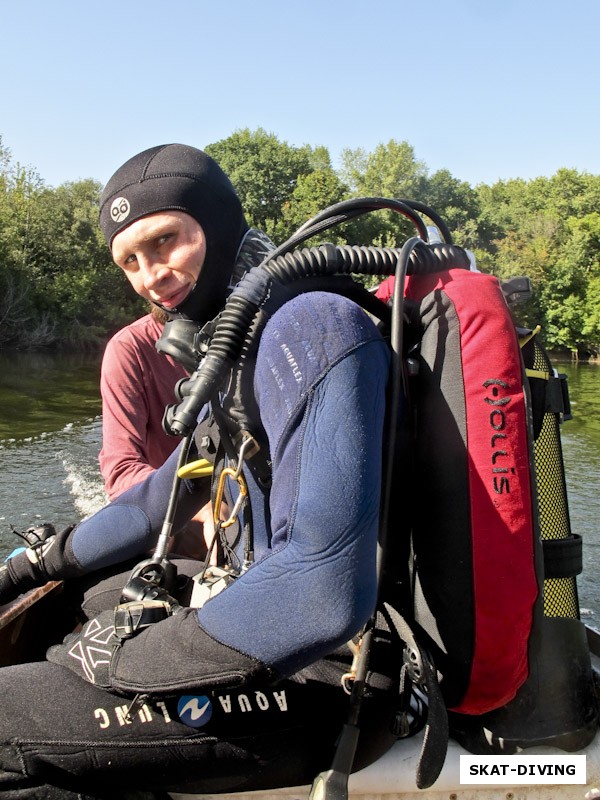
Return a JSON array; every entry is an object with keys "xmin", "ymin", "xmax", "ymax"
[{"xmin": 1, "ymin": 129, "xmax": 599, "ymax": 357}]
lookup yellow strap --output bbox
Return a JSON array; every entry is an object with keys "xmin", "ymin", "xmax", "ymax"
[
  {"xmin": 519, "ymin": 324, "xmax": 542, "ymax": 348},
  {"xmin": 526, "ymin": 368, "xmax": 550, "ymax": 381},
  {"xmin": 519, "ymin": 326, "xmax": 550, "ymax": 379},
  {"xmin": 177, "ymin": 459, "xmax": 214, "ymax": 479}
]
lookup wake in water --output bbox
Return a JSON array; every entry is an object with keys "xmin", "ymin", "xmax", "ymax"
[
  {"xmin": 59, "ymin": 422, "xmax": 108, "ymax": 519},
  {"xmin": 0, "ymin": 418, "xmax": 107, "ymax": 558}
]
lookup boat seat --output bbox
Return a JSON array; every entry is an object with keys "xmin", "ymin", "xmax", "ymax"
[{"xmin": 169, "ymin": 731, "xmax": 600, "ymax": 800}]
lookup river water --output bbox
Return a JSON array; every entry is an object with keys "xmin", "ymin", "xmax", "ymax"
[
  {"xmin": 0, "ymin": 351, "xmax": 107, "ymax": 535},
  {"xmin": 0, "ymin": 351, "xmax": 598, "ymax": 619}
]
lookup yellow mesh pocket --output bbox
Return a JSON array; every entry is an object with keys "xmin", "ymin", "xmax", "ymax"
[{"xmin": 529, "ymin": 340, "xmax": 579, "ymax": 619}]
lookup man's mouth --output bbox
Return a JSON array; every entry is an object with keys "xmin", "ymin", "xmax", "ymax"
[{"xmin": 156, "ymin": 286, "xmax": 190, "ymax": 308}]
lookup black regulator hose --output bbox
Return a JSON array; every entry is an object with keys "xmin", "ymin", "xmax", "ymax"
[
  {"xmin": 401, "ymin": 199, "xmax": 453, "ymax": 244},
  {"xmin": 263, "ymin": 197, "xmax": 441, "ymax": 266},
  {"xmin": 163, "ymin": 239, "xmax": 470, "ymax": 437},
  {"xmin": 292, "ymin": 197, "xmax": 452, "ymax": 245},
  {"xmin": 292, "ymin": 197, "xmax": 429, "ymax": 239}
]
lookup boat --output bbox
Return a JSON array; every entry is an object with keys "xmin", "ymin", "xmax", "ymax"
[{"xmin": 2, "ymin": 582, "xmax": 599, "ymax": 800}]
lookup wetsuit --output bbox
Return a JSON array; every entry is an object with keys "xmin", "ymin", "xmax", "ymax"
[{"xmin": 0, "ymin": 292, "xmax": 395, "ymax": 799}]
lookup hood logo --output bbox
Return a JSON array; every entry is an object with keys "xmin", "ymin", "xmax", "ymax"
[
  {"xmin": 177, "ymin": 695, "xmax": 213, "ymax": 728},
  {"xmin": 110, "ymin": 196, "xmax": 130, "ymax": 223}
]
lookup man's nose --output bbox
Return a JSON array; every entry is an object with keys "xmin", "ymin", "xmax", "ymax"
[{"xmin": 138, "ymin": 256, "xmax": 167, "ymax": 291}]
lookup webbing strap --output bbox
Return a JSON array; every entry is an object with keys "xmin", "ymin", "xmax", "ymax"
[
  {"xmin": 542, "ymin": 534, "xmax": 583, "ymax": 579},
  {"xmin": 525, "ymin": 369, "xmax": 572, "ymax": 419},
  {"xmin": 384, "ymin": 602, "xmax": 448, "ymax": 790}
]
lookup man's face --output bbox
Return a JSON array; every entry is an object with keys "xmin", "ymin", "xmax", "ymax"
[{"xmin": 111, "ymin": 210, "xmax": 206, "ymax": 310}]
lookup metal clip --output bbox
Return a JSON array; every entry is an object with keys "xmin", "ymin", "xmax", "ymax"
[
  {"xmin": 212, "ymin": 434, "xmax": 256, "ymax": 529},
  {"xmin": 213, "ymin": 468, "xmax": 248, "ymax": 529},
  {"xmin": 341, "ymin": 636, "xmax": 363, "ymax": 695},
  {"xmin": 233, "ymin": 431, "xmax": 261, "ymax": 461},
  {"xmin": 124, "ymin": 693, "xmax": 150, "ymax": 723}
]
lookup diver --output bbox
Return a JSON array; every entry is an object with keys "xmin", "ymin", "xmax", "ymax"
[{"xmin": 0, "ymin": 144, "xmax": 396, "ymax": 799}]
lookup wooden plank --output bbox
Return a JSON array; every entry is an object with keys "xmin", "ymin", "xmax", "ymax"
[{"xmin": 0, "ymin": 582, "xmax": 76, "ymax": 666}]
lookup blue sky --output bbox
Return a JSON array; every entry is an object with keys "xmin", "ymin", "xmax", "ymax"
[{"xmin": 2, "ymin": 0, "xmax": 599, "ymax": 189}]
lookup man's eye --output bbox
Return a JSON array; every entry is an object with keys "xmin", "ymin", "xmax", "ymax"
[
  {"xmin": 123, "ymin": 254, "xmax": 137, "ymax": 267},
  {"xmin": 157, "ymin": 233, "xmax": 173, "ymax": 246}
]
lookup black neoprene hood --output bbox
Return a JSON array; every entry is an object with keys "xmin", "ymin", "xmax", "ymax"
[{"xmin": 99, "ymin": 143, "xmax": 249, "ymax": 322}]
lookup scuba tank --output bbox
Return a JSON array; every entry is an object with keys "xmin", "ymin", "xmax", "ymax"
[{"xmin": 449, "ymin": 328, "xmax": 598, "ymax": 752}]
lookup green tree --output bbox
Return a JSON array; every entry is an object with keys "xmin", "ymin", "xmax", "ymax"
[
  {"xmin": 1, "ymin": 129, "xmax": 599, "ymax": 355},
  {"xmin": 340, "ymin": 140, "xmax": 427, "ymax": 199},
  {"xmin": 0, "ymin": 157, "xmax": 45, "ymax": 345},
  {"xmin": 280, "ymin": 167, "xmax": 349, "ymax": 241},
  {"xmin": 338, "ymin": 140, "xmax": 429, "ymax": 246},
  {"xmin": 421, "ymin": 169, "xmax": 482, "ymax": 248},
  {"xmin": 31, "ymin": 179, "xmax": 140, "ymax": 343},
  {"xmin": 205, "ymin": 128, "xmax": 315, "ymax": 241},
  {"xmin": 337, "ymin": 142, "xmax": 484, "ymax": 249},
  {"xmin": 473, "ymin": 172, "xmax": 599, "ymax": 350},
  {"xmin": 0, "ymin": 143, "xmax": 141, "ymax": 349},
  {"xmin": 543, "ymin": 212, "xmax": 600, "ymax": 356},
  {"xmin": 582, "ymin": 276, "xmax": 600, "ymax": 355}
]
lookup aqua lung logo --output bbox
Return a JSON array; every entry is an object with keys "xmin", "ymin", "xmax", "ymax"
[
  {"xmin": 93, "ymin": 689, "xmax": 289, "ymax": 729},
  {"xmin": 177, "ymin": 695, "xmax": 213, "ymax": 728},
  {"xmin": 484, "ymin": 378, "xmax": 515, "ymax": 494},
  {"xmin": 110, "ymin": 196, "xmax": 130, "ymax": 223}
]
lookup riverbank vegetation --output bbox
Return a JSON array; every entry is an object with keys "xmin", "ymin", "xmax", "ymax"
[{"xmin": 1, "ymin": 130, "xmax": 599, "ymax": 357}]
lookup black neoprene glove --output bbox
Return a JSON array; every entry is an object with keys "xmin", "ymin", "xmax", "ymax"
[
  {"xmin": 0, "ymin": 523, "xmax": 80, "ymax": 605},
  {"xmin": 47, "ymin": 606, "xmax": 277, "ymax": 695},
  {"xmin": 0, "ymin": 563, "xmax": 22, "ymax": 606},
  {"xmin": 46, "ymin": 609, "xmax": 118, "ymax": 687}
]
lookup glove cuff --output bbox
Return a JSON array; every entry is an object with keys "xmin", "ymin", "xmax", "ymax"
[
  {"xmin": 4, "ymin": 525, "xmax": 81, "ymax": 598},
  {"xmin": 5, "ymin": 549, "xmax": 43, "ymax": 593},
  {"xmin": 1, "ymin": 561, "xmax": 36, "ymax": 605},
  {"xmin": 110, "ymin": 607, "xmax": 277, "ymax": 695}
]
